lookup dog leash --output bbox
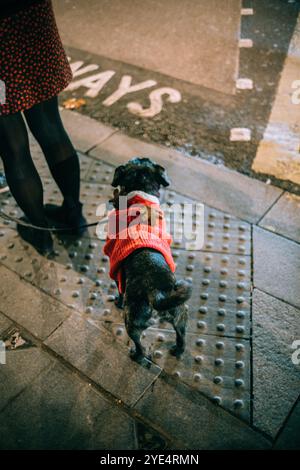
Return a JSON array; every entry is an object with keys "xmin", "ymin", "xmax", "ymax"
[{"xmin": 0, "ymin": 209, "xmax": 108, "ymax": 232}]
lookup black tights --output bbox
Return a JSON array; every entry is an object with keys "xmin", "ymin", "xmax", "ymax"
[{"xmin": 0, "ymin": 96, "xmax": 80, "ymax": 226}]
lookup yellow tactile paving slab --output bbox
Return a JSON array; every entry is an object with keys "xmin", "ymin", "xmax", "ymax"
[{"xmin": 252, "ymin": 13, "xmax": 300, "ymax": 184}]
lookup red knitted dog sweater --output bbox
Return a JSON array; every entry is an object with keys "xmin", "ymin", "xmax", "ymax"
[{"xmin": 103, "ymin": 192, "xmax": 176, "ymax": 293}]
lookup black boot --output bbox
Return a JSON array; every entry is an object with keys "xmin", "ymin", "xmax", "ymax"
[
  {"xmin": 44, "ymin": 201, "xmax": 87, "ymax": 236},
  {"xmin": 17, "ymin": 217, "xmax": 54, "ymax": 257}
]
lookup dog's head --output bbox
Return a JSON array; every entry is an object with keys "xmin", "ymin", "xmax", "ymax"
[{"xmin": 111, "ymin": 157, "xmax": 170, "ymax": 196}]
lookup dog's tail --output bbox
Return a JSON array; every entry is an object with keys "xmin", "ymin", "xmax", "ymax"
[{"xmin": 152, "ymin": 280, "xmax": 192, "ymax": 311}]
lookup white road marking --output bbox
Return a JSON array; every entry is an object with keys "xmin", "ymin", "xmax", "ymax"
[
  {"xmin": 233, "ymin": 8, "xmax": 254, "ymax": 140},
  {"xmin": 239, "ymin": 38, "xmax": 253, "ymax": 48},
  {"xmin": 65, "ymin": 57, "xmax": 181, "ymax": 117},
  {"xmin": 241, "ymin": 8, "xmax": 254, "ymax": 15},
  {"xmin": 291, "ymin": 79, "xmax": 300, "ymax": 104},
  {"xmin": 127, "ymin": 88, "xmax": 181, "ymax": 118},
  {"xmin": 252, "ymin": 13, "xmax": 300, "ymax": 184},
  {"xmin": 236, "ymin": 78, "xmax": 253, "ymax": 90},
  {"xmin": 102, "ymin": 76, "xmax": 157, "ymax": 107},
  {"xmin": 66, "ymin": 71, "xmax": 116, "ymax": 98},
  {"xmin": 70, "ymin": 61, "xmax": 99, "ymax": 77},
  {"xmin": 230, "ymin": 128, "xmax": 251, "ymax": 141}
]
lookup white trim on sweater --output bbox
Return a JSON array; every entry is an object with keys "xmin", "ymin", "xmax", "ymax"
[{"xmin": 126, "ymin": 190, "xmax": 160, "ymax": 205}]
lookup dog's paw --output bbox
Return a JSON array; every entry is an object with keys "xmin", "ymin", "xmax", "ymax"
[
  {"xmin": 130, "ymin": 349, "xmax": 152, "ymax": 368},
  {"xmin": 169, "ymin": 344, "xmax": 185, "ymax": 358},
  {"xmin": 114, "ymin": 295, "xmax": 124, "ymax": 309}
]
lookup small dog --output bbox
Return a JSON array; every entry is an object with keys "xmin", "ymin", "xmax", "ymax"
[{"xmin": 103, "ymin": 157, "xmax": 192, "ymax": 364}]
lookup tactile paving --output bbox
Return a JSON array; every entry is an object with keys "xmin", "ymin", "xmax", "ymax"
[
  {"xmin": 163, "ymin": 190, "xmax": 251, "ymax": 255},
  {"xmin": 85, "ymin": 158, "xmax": 116, "ymax": 184},
  {"xmin": 0, "ymin": 179, "xmax": 113, "ymax": 239},
  {"xmin": 103, "ymin": 323, "xmax": 250, "ymax": 420},
  {"xmin": 0, "ymin": 156, "xmax": 252, "ymax": 421},
  {"xmin": 174, "ymin": 250, "xmax": 250, "ymax": 338}
]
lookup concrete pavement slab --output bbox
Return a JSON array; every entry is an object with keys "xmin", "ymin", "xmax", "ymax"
[
  {"xmin": 135, "ymin": 422, "xmax": 167, "ymax": 450},
  {"xmin": 0, "ymin": 265, "xmax": 72, "ymax": 340},
  {"xmin": 253, "ymin": 289, "xmax": 300, "ymax": 438},
  {"xmin": 89, "ymin": 131, "xmax": 283, "ymax": 223},
  {"xmin": 0, "ymin": 348, "xmax": 53, "ymax": 412},
  {"xmin": 45, "ymin": 312, "xmax": 161, "ymax": 407},
  {"xmin": 60, "ymin": 108, "xmax": 117, "ymax": 153},
  {"xmin": 275, "ymin": 400, "xmax": 300, "ymax": 450},
  {"xmin": 253, "ymin": 226, "xmax": 300, "ymax": 308},
  {"xmin": 0, "ymin": 362, "xmax": 137, "ymax": 450},
  {"xmin": 134, "ymin": 375, "xmax": 270, "ymax": 450},
  {"xmin": 0, "ymin": 313, "xmax": 12, "ymax": 335},
  {"xmin": 259, "ymin": 192, "xmax": 300, "ymax": 243}
]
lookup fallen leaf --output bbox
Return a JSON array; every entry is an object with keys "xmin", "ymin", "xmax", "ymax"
[{"xmin": 63, "ymin": 98, "xmax": 86, "ymax": 110}]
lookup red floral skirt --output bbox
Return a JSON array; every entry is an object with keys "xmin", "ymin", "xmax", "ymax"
[{"xmin": 0, "ymin": 0, "xmax": 72, "ymax": 116}]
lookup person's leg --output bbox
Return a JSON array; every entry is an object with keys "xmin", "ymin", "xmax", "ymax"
[
  {"xmin": 23, "ymin": 96, "xmax": 86, "ymax": 234},
  {"xmin": 0, "ymin": 172, "xmax": 9, "ymax": 194},
  {"xmin": 0, "ymin": 112, "xmax": 53, "ymax": 254}
]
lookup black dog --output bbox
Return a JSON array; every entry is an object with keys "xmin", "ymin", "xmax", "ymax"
[{"xmin": 105, "ymin": 157, "xmax": 192, "ymax": 364}]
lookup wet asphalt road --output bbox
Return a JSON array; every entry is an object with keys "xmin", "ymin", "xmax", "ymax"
[{"xmin": 54, "ymin": 0, "xmax": 300, "ymax": 194}]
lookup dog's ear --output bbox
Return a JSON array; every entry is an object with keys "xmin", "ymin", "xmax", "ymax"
[
  {"xmin": 155, "ymin": 164, "xmax": 170, "ymax": 187},
  {"xmin": 112, "ymin": 165, "xmax": 126, "ymax": 187}
]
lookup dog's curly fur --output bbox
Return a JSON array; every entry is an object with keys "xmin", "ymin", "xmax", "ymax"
[{"xmin": 109, "ymin": 157, "xmax": 192, "ymax": 364}]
